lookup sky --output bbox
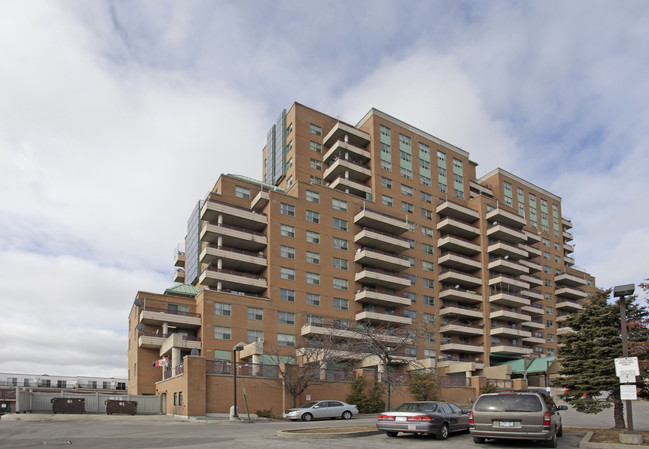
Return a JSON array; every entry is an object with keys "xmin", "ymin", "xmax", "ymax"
[{"xmin": 1, "ymin": 0, "xmax": 648, "ymax": 378}]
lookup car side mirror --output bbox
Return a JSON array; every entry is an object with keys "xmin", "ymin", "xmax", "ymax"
[{"xmin": 557, "ymin": 405, "xmax": 568, "ymax": 411}]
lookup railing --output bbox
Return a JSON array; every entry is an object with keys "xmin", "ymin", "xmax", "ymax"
[
  {"xmin": 441, "ymin": 302, "xmax": 481, "ymax": 312},
  {"xmin": 357, "ymin": 266, "xmax": 402, "ymax": 277},
  {"xmin": 203, "ymin": 222, "xmax": 266, "ymax": 237},
  {"xmin": 487, "ymin": 378, "xmax": 514, "ymax": 389},
  {"xmin": 438, "ymin": 376, "xmax": 472, "ymax": 388},
  {"xmin": 204, "ymin": 197, "xmax": 267, "ymax": 217},
  {"xmin": 141, "ymin": 332, "xmax": 201, "ymax": 341},
  {"xmin": 439, "ymin": 233, "xmax": 480, "ymax": 245},
  {"xmin": 440, "ymin": 268, "xmax": 480, "ymax": 277},
  {"xmin": 143, "ymin": 306, "xmax": 201, "ymax": 318},
  {"xmin": 490, "ymin": 273, "xmax": 527, "ymax": 284},
  {"xmin": 326, "ymin": 156, "xmax": 370, "ymax": 170},
  {"xmin": 441, "ymin": 319, "xmax": 483, "ymax": 329},
  {"xmin": 358, "ymin": 287, "xmax": 410, "ymax": 298},
  {"xmin": 357, "ymin": 226, "xmax": 407, "ymax": 241},
  {"xmin": 163, "ymin": 363, "xmax": 184, "ymax": 380},
  {"xmin": 205, "ymin": 266, "xmax": 266, "ymax": 281},
  {"xmin": 205, "ymin": 244, "xmax": 265, "ymax": 259},
  {"xmin": 206, "ymin": 360, "xmax": 278, "ymax": 379},
  {"xmin": 440, "ymin": 285, "xmax": 480, "ymax": 295},
  {"xmin": 358, "ymin": 207, "xmax": 407, "ymax": 223}
]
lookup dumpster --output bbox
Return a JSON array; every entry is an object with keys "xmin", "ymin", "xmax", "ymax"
[
  {"xmin": 105, "ymin": 400, "xmax": 138, "ymax": 415},
  {"xmin": 51, "ymin": 398, "xmax": 85, "ymax": 414}
]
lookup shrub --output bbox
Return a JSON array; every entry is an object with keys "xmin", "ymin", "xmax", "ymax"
[
  {"xmin": 255, "ymin": 408, "xmax": 274, "ymax": 418},
  {"xmin": 407, "ymin": 371, "xmax": 440, "ymax": 401}
]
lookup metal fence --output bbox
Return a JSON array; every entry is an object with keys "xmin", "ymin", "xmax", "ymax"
[{"xmin": 14, "ymin": 389, "xmax": 162, "ymax": 414}]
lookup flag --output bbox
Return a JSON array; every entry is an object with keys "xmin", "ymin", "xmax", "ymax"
[{"xmin": 152, "ymin": 356, "xmax": 169, "ymax": 367}]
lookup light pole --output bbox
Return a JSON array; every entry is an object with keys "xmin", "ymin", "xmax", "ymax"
[
  {"xmin": 613, "ymin": 284, "xmax": 635, "ymax": 433},
  {"xmin": 232, "ymin": 345, "xmax": 244, "ymax": 418}
]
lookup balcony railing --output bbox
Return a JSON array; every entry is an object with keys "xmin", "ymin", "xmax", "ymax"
[{"xmin": 142, "ymin": 306, "xmax": 200, "ymax": 318}]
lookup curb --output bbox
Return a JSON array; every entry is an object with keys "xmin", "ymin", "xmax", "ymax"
[
  {"xmin": 276, "ymin": 429, "xmax": 382, "ymax": 439},
  {"xmin": 578, "ymin": 431, "xmax": 647, "ymax": 449}
]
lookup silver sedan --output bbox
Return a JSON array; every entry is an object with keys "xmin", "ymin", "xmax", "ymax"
[
  {"xmin": 282, "ymin": 400, "xmax": 358, "ymax": 421},
  {"xmin": 376, "ymin": 401, "xmax": 470, "ymax": 439}
]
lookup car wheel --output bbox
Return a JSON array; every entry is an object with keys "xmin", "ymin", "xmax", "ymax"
[
  {"xmin": 386, "ymin": 431, "xmax": 398, "ymax": 438},
  {"xmin": 301, "ymin": 413, "xmax": 313, "ymax": 422},
  {"xmin": 557, "ymin": 424, "xmax": 563, "ymax": 437},
  {"xmin": 544, "ymin": 431, "xmax": 558, "ymax": 448},
  {"xmin": 436, "ymin": 423, "xmax": 449, "ymax": 440},
  {"xmin": 473, "ymin": 437, "xmax": 486, "ymax": 444},
  {"xmin": 342, "ymin": 411, "xmax": 352, "ymax": 420}
]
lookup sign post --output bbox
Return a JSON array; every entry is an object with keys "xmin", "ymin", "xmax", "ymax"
[{"xmin": 615, "ymin": 356, "xmax": 640, "ymax": 430}]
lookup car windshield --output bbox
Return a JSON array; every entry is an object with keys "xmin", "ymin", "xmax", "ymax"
[
  {"xmin": 474, "ymin": 395, "xmax": 542, "ymax": 412},
  {"xmin": 394, "ymin": 402, "xmax": 437, "ymax": 412},
  {"xmin": 298, "ymin": 401, "xmax": 319, "ymax": 409}
]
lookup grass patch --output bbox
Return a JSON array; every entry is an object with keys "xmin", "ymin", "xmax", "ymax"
[{"xmin": 567, "ymin": 428, "xmax": 649, "ymax": 446}]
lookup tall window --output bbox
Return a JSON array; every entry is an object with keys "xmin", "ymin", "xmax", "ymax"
[
  {"xmin": 306, "ymin": 210, "xmax": 320, "ymax": 223},
  {"xmin": 280, "ymin": 289, "xmax": 295, "ymax": 302},
  {"xmin": 214, "ymin": 326, "xmax": 231, "ymax": 340},
  {"xmin": 214, "ymin": 303, "xmax": 231, "ymax": 316},
  {"xmin": 334, "ymin": 298, "xmax": 349, "ymax": 310},
  {"xmin": 280, "ymin": 245, "xmax": 295, "ymax": 259},
  {"xmin": 247, "ymin": 307, "xmax": 263, "ymax": 321},
  {"xmin": 333, "ymin": 217, "xmax": 348, "ymax": 231},
  {"xmin": 333, "ymin": 238, "xmax": 348, "ymax": 250},
  {"xmin": 280, "ymin": 224, "xmax": 295, "ymax": 238},
  {"xmin": 332, "ymin": 198, "xmax": 348, "ymax": 211},
  {"xmin": 235, "ymin": 186, "xmax": 250, "ymax": 200},
  {"xmin": 310, "ymin": 124, "xmax": 322, "ymax": 136},
  {"xmin": 280, "ymin": 267, "xmax": 295, "ymax": 280},
  {"xmin": 278, "ymin": 312, "xmax": 295, "ymax": 325},
  {"xmin": 306, "ymin": 190, "xmax": 319, "ymax": 203},
  {"xmin": 280, "ymin": 203, "xmax": 295, "ymax": 216}
]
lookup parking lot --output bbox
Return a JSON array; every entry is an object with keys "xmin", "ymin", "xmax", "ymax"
[{"xmin": 1, "ymin": 401, "xmax": 647, "ymax": 449}]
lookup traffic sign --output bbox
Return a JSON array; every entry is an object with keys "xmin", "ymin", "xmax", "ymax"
[
  {"xmin": 620, "ymin": 384, "xmax": 638, "ymax": 401},
  {"xmin": 619, "ymin": 374, "xmax": 636, "ymax": 384},
  {"xmin": 615, "ymin": 357, "xmax": 640, "ymax": 377}
]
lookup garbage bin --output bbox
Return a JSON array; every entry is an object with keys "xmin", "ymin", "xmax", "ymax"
[
  {"xmin": 51, "ymin": 398, "xmax": 85, "ymax": 414},
  {"xmin": 105, "ymin": 400, "xmax": 138, "ymax": 415}
]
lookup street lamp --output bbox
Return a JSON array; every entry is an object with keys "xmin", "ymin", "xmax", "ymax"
[
  {"xmin": 613, "ymin": 284, "xmax": 635, "ymax": 433},
  {"xmin": 232, "ymin": 345, "xmax": 244, "ymax": 418}
]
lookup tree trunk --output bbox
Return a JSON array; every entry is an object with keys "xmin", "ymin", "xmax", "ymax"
[
  {"xmin": 292, "ymin": 395, "xmax": 297, "ymax": 408},
  {"xmin": 613, "ymin": 398, "xmax": 626, "ymax": 429},
  {"xmin": 386, "ymin": 380, "xmax": 392, "ymax": 412}
]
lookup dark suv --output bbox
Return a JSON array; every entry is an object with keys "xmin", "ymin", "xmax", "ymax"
[{"xmin": 469, "ymin": 391, "xmax": 567, "ymax": 448}]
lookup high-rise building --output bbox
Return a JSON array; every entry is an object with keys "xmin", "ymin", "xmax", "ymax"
[{"xmin": 128, "ymin": 103, "xmax": 595, "ymax": 395}]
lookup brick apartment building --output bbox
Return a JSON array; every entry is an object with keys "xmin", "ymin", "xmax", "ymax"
[{"xmin": 128, "ymin": 103, "xmax": 595, "ymax": 405}]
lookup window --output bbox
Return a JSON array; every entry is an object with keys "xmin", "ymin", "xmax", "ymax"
[
  {"xmin": 424, "ymin": 349, "xmax": 436, "ymax": 359},
  {"xmin": 287, "ymin": 173, "xmax": 293, "ymax": 185},
  {"xmin": 423, "ymin": 278, "xmax": 435, "ymax": 289},
  {"xmin": 400, "ymin": 167, "xmax": 413, "ymax": 179},
  {"xmin": 424, "ymin": 313, "xmax": 435, "ymax": 324},
  {"xmin": 422, "ymin": 261, "xmax": 435, "ymax": 272},
  {"xmin": 309, "ymin": 158, "xmax": 322, "ymax": 171},
  {"xmin": 333, "ymin": 257, "xmax": 348, "ymax": 270},
  {"xmin": 332, "ymin": 198, "xmax": 348, "ymax": 211},
  {"xmin": 310, "ymin": 141, "xmax": 322, "ymax": 153},
  {"xmin": 247, "ymin": 307, "xmax": 263, "ymax": 321},
  {"xmin": 404, "ymin": 255, "xmax": 415, "ymax": 267},
  {"xmin": 424, "ymin": 332, "xmax": 435, "ymax": 343},
  {"xmin": 280, "ymin": 224, "xmax": 295, "ymax": 238},
  {"xmin": 401, "ymin": 201, "xmax": 414, "ymax": 213},
  {"xmin": 381, "ymin": 177, "xmax": 392, "ymax": 189},
  {"xmin": 422, "ymin": 243, "xmax": 434, "ymax": 255},
  {"xmin": 382, "ymin": 195, "xmax": 393, "ymax": 207},
  {"xmin": 306, "ymin": 230, "xmax": 320, "ymax": 244},
  {"xmin": 420, "ymin": 191, "xmax": 432, "ymax": 203},
  {"xmin": 280, "ymin": 288, "xmax": 295, "ymax": 302},
  {"xmin": 306, "ymin": 315, "xmax": 324, "ymax": 326},
  {"xmin": 404, "ymin": 273, "xmax": 416, "ymax": 285},
  {"xmin": 333, "ymin": 277, "xmax": 349, "ymax": 290},
  {"xmin": 286, "ymin": 122, "xmax": 293, "ymax": 135},
  {"xmin": 554, "ymin": 242, "xmax": 561, "ymax": 250},
  {"xmin": 406, "ymin": 238, "xmax": 415, "ymax": 249},
  {"xmin": 306, "ymin": 210, "xmax": 320, "ymax": 223},
  {"xmin": 306, "ymin": 272, "xmax": 320, "ymax": 285},
  {"xmin": 214, "ymin": 302, "xmax": 231, "ymax": 317},
  {"xmin": 306, "ymin": 190, "xmax": 320, "ymax": 203},
  {"xmin": 401, "ymin": 184, "xmax": 413, "ymax": 196},
  {"xmin": 546, "ymin": 306, "xmax": 554, "ymax": 315},
  {"xmin": 547, "ymin": 320, "xmax": 554, "ymax": 328},
  {"xmin": 547, "ymin": 334, "xmax": 555, "ymax": 342},
  {"xmin": 333, "ymin": 217, "xmax": 348, "ymax": 231},
  {"xmin": 306, "ymin": 251, "xmax": 320, "ymax": 264},
  {"xmin": 555, "ymin": 255, "xmax": 561, "ymax": 263},
  {"xmin": 403, "ymin": 291, "xmax": 416, "ymax": 302},
  {"xmin": 57, "ymin": 380, "xmax": 67, "ymax": 388},
  {"xmin": 287, "ymin": 156, "xmax": 293, "ymax": 168},
  {"xmin": 420, "ymin": 175, "xmax": 431, "ymax": 186},
  {"xmin": 248, "ymin": 330, "xmax": 263, "ymax": 343},
  {"xmin": 333, "ymin": 237, "xmax": 348, "ymax": 250},
  {"xmin": 310, "ymin": 123, "xmax": 322, "ymax": 136},
  {"xmin": 381, "ymin": 159, "xmax": 392, "ymax": 171},
  {"xmin": 542, "ymin": 238, "xmax": 550, "ymax": 247},
  {"xmin": 404, "ymin": 310, "xmax": 416, "ymax": 320},
  {"xmin": 334, "ymin": 298, "xmax": 349, "ymax": 310},
  {"xmin": 306, "ymin": 293, "xmax": 320, "ymax": 306},
  {"xmin": 235, "ymin": 186, "xmax": 250, "ymax": 200},
  {"xmin": 421, "ymin": 226, "xmax": 434, "ymax": 238},
  {"xmin": 454, "ymin": 189, "xmax": 464, "ymax": 200},
  {"xmin": 421, "ymin": 208, "xmax": 433, "ymax": 220},
  {"xmin": 278, "ymin": 312, "xmax": 295, "ymax": 325},
  {"xmin": 280, "ymin": 267, "xmax": 295, "ymax": 280},
  {"xmin": 214, "ymin": 326, "xmax": 231, "ymax": 340},
  {"xmin": 544, "ymin": 265, "xmax": 551, "ymax": 274},
  {"xmin": 280, "ymin": 245, "xmax": 295, "ymax": 259},
  {"xmin": 280, "ymin": 203, "xmax": 294, "ymax": 216},
  {"xmin": 543, "ymin": 251, "xmax": 551, "ymax": 260},
  {"xmin": 310, "ymin": 175, "xmax": 322, "ymax": 185},
  {"xmin": 278, "ymin": 333, "xmax": 295, "ymax": 347}
]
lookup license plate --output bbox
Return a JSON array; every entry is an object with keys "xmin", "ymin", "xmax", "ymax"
[
  {"xmin": 408, "ymin": 424, "xmax": 417, "ymax": 430},
  {"xmin": 499, "ymin": 421, "xmax": 515, "ymax": 427},
  {"xmin": 396, "ymin": 417, "xmax": 407, "ymax": 422}
]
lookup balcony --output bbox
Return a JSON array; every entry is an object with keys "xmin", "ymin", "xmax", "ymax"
[
  {"xmin": 436, "ymin": 201, "xmax": 479, "ymax": 222},
  {"xmin": 329, "ymin": 177, "xmax": 371, "ymax": 198},
  {"xmin": 138, "ymin": 332, "xmax": 167, "ymax": 349},
  {"xmin": 439, "ymin": 287, "xmax": 482, "ymax": 304},
  {"xmin": 437, "ymin": 235, "xmax": 481, "ymax": 255},
  {"xmin": 160, "ymin": 333, "xmax": 202, "ymax": 355},
  {"xmin": 440, "ymin": 304, "xmax": 483, "ymax": 319},
  {"xmin": 519, "ymin": 259, "xmax": 543, "ymax": 273},
  {"xmin": 323, "ymin": 158, "xmax": 372, "ymax": 184},
  {"xmin": 355, "ymin": 268, "xmax": 411, "ymax": 290},
  {"xmin": 199, "ymin": 267, "xmax": 267, "ymax": 293},
  {"xmin": 562, "ymin": 217, "xmax": 573, "ymax": 230},
  {"xmin": 490, "ymin": 345, "xmax": 533, "ymax": 356},
  {"xmin": 489, "ymin": 274, "xmax": 530, "ymax": 290},
  {"xmin": 354, "ymin": 228, "xmax": 410, "ymax": 253},
  {"xmin": 251, "ymin": 190, "xmax": 269, "ymax": 211},
  {"xmin": 201, "ymin": 200, "xmax": 267, "ymax": 231},
  {"xmin": 174, "ymin": 252, "xmax": 185, "ymax": 268},
  {"xmin": 555, "ymin": 272, "xmax": 588, "ymax": 287},
  {"xmin": 524, "ymin": 230, "xmax": 542, "ymax": 244},
  {"xmin": 520, "ymin": 244, "xmax": 542, "ymax": 257},
  {"xmin": 556, "ymin": 300, "xmax": 583, "ymax": 312},
  {"xmin": 490, "ymin": 327, "xmax": 532, "ymax": 338},
  {"xmin": 557, "ymin": 326, "xmax": 575, "ymax": 335},
  {"xmin": 487, "ymin": 242, "xmax": 528, "ymax": 260},
  {"xmin": 563, "ymin": 230, "xmax": 574, "ymax": 242},
  {"xmin": 522, "ymin": 305, "xmax": 544, "ymax": 316},
  {"xmin": 173, "ymin": 269, "xmax": 185, "ymax": 283},
  {"xmin": 323, "ymin": 139, "xmax": 371, "ymax": 166},
  {"xmin": 488, "ymin": 258, "xmax": 529, "ymax": 276},
  {"xmin": 439, "ymin": 269, "xmax": 482, "ymax": 289},
  {"xmin": 354, "ymin": 209, "xmax": 409, "ymax": 235},
  {"xmin": 355, "ymin": 247, "xmax": 410, "ymax": 271},
  {"xmin": 300, "ymin": 325, "xmax": 408, "ymax": 345},
  {"xmin": 555, "ymin": 287, "xmax": 588, "ymax": 300},
  {"xmin": 139, "ymin": 307, "xmax": 201, "ymax": 328},
  {"xmin": 200, "ymin": 245, "xmax": 267, "ymax": 273},
  {"xmin": 489, "ymin": 309, "xmax": 530, "ymax": 322},
  {"xmin": 522, "ymin": 321, "xmax": 545, "ymax": 330},
  {"xmin": 486, "ymin": 208, "xmax": 526, "ymax": 228},
  {"xmin": 521, "ymin": 289, "xmax": 543, "ymax": 301},
  {"xmin": 564, "ymin": 242, "xmax": 575, "ymax": 254},
  {"xmin": 470, "ymin": 179, "xmax": 493, "ymax": 198},
  {"xmin": 487, "ymin": 224, "xmax": 527, "ymax": 244},
  {"xmin": 523, "ymin": 336, "xmax": 545, "ymax": 345},
  {"xmin": 439, "ymin": 342, "xmax": 484, "ymax": 354},
  {"xmin": 323, "ymin": 121, "xmax": 371, "ymax": 149},
  {"xmin": 355, "ymin": 288, "xmax": 411, "ymax": 308},
  {"xmin": 521, "ymin": 274, "xmax": 543, "ymax": 286},
  {"xmin": 355, "ymin": 311, "xmax": 412, "ymax": 326},
  {"xmin": 564, "ymin": 255, "xmax": 575, "ymax": 266},
  {"xmin": 200, "ymin": 223, "xmax": 267, "ymax": 252},
  {"xmin": 437, "ymin": 217, "xmax": 481, "ymax": 239},
  {"xmin": 440, "ymin": 322, "xmax": 484, "ymax": 336},
  {"xmin": 438, "ymin": 252, "xmax": 482, "ymax": 272},
  {"xmin": 489, "ymin": 292, "xmax": 531, "ymax": 308}
]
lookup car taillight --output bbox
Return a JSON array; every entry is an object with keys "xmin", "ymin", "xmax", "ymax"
[
  {"xmin": 543, "ymin": 411, "xmax": 551, "ymax": 426},
  {"xmin": 468, "ymin": 411, "xmax": 474, "ymax": 424},
  {"xmin": 407, "ymin": 415, "xmax": 433, "ymax": 422},
  {"xmin": 378, "ymin": 414, "xmax": 395, "ymax": 421}
]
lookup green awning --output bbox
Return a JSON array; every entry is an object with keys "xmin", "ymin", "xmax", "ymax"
[
  {"xmin": 496, "ymin": 356, "xmax": 556, "ymax": 374},
  {"xmin": 164, "ymin": 284, "xmax": 200, "ymax": 298}
]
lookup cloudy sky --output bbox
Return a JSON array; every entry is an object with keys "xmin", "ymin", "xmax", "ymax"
[{"xmin": 1, "ymin": 1, "xmax": 648, "ymax": 378}]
